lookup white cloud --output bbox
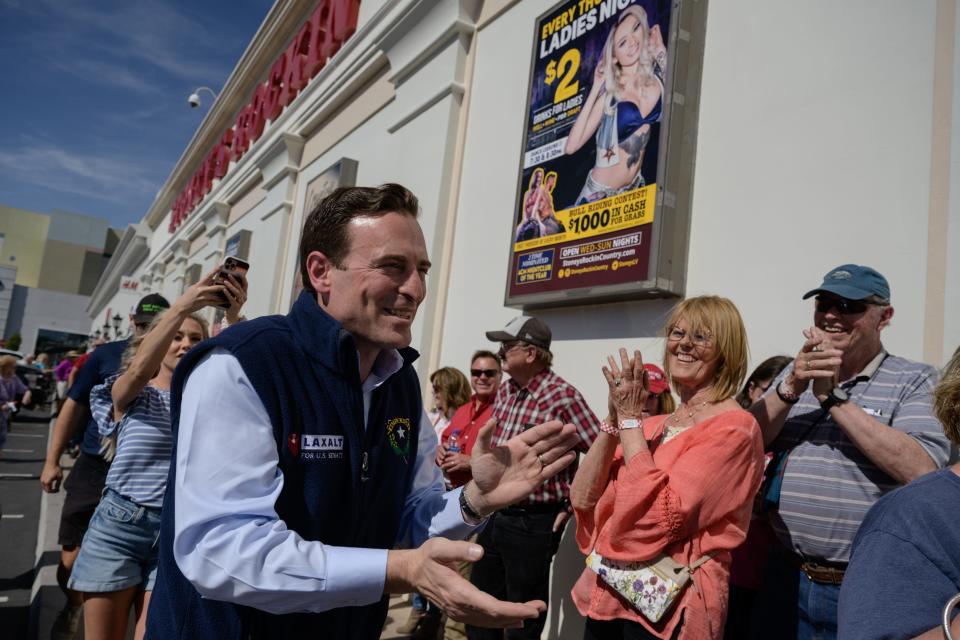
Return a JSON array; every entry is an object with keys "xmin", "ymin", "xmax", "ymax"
[
  {"xmin": 21, "ymin": 0, "xmax": 233, "ymax": 86},
  {"xmin": 0, "ymin": 145, "xmax": 159, "ymax": 204},
  {"xmin": 49, "ymin": 57, "xmax": 159, "ymax": 95}
]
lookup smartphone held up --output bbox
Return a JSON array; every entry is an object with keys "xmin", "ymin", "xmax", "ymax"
[{"xmin": 213, "ymin": 257, "xmax": 250, "ymax": 309}]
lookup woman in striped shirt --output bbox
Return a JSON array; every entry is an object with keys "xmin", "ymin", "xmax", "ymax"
[{"xmin": 68, "ymin": 268, "xmax": 246, "ymax": 640}]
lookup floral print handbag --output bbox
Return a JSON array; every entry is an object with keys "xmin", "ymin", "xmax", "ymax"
[{"xmin": 586, "ymin": 550, "xmax": 714, "ymax": 622}]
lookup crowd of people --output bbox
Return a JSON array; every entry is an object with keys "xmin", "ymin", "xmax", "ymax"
[{"xmin": 35, "ymin": 183, "xmax": 960, "ymax": 640}]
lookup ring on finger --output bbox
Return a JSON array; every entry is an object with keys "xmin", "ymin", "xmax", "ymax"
[
  {"xmin": 537, "ymin": 454, "xmax": 547, "ymax": 468},
  {"xmin": 614, "ymin": 378, "xmax": 623, "ymax": 387}
]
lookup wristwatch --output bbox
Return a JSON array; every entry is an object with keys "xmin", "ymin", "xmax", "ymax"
[
  {"xmin": 618, "ymin": 419, "xmax": 642, "ymax": 431},
  {"xmin": 819, "ymin": 386, "xmax": 849, "ymax": 411}
]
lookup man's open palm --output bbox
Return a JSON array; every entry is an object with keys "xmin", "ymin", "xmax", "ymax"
[{"xmin": 469, "ymin": 419, "xmax": 579, "ymax": 512}]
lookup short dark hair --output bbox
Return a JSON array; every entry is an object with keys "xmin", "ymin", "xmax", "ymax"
[
  {"xmin": 298, "ymin": 183, "xmax": 420, "ymax": 293},
  {"xmin": 471, "ymin": 350, "xmax": 501, "ymax": 369}
]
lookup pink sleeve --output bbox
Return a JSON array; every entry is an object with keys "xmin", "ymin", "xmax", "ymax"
[{"xmin": 592, "ymin": 414, "xmax": 764, "ymax": 563}]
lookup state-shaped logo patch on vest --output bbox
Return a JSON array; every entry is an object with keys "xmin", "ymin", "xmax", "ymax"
[{"xmin": 386, "ymin": 417, "xmax": 412, "ymax": 457}]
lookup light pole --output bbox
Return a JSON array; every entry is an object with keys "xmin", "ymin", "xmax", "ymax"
[{"xmin": 112, "ymin": 313, "xmax": 123, "ymax": 339}]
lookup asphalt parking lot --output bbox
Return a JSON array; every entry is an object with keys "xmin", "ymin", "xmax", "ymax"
[{"xmin": 0, "ymin": 407, "xmax": 53, "ymax": 640}]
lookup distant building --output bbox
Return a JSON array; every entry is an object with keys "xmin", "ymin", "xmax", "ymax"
[{"xmin": 0, "ymin": 204, "xmax": 119, "ymax": 357}]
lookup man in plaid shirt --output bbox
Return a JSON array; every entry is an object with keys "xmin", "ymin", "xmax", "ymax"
[{"xmin": 467, "ymin": 316, "xmax": 601, "ymax": 640}]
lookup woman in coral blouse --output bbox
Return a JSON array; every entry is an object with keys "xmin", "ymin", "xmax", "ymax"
[{"xmin": 570, "ymin": 295, "xmax": 765, "ymax": 640}]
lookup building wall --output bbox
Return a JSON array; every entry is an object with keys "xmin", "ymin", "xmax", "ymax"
[
  {"xmin": 0, "ymin": 204, "xmax": 50, "ymax": 288},
  {"xmin": 942, "ymin": 0, "xmax": 960, "ymax": 363},
  {"xmin": 91, "ymin": 0, "xmax": 958, "ymax": 421},
  {"xmin": 17, "ymin": 288, "xmax": 93, "ymax": 356},
  {"xmin": 0, "ymin": 265, "xmax": 17, "ymax": 342},
  {"xmin": 442, "ymin": 0, "xmax": 956, "ymax": 410},
  {"xmin": 37, "ymin": 210, "xmax": 111, "ymax": 296}
]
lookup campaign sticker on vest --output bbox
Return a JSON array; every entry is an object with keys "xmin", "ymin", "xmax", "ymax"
[
  {"xmin": 299, "ymin": 434, "xmax": 345, "ymax": 461},
  {"xmin": 386, "ymin": 417, "xmax": 412, "ymax": 457}
]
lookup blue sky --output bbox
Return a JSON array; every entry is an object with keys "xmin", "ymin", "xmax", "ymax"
[{"xmin": 0, "ymin": 0, "xmax": 273, "ymax": 230}]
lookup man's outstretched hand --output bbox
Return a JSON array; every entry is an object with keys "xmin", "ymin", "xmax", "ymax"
[
  {"xmin": 385, "ymin": 538, "xmax": 545, "ymax": 628},
  {"xmin": 466, "ymin": 419, "xmax": 579, "ymax": 516}
]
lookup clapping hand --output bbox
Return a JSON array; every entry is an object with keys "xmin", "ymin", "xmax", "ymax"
[
  {"xmin": 601, "ymin": 348, "xmax": 648, "ymax": 421},
  {"xmin": 466, "ymin": 419, "xmax": 578, "ymax": 516},
  {"xmin": 789, "ymin": 327, "xmax": 842, "ymax": 399}
]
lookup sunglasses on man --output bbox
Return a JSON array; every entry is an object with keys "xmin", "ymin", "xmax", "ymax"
[
  {"xmin": 470, "ymin": 368, "xmax": 499, "ymax": 378},
  {"xmin": 497, "ymin": 342, "xmax": 527, "ymax": 359},
  {"xmin": 814, "ymin": 296, "xmax": 886, "ymax": 315}
]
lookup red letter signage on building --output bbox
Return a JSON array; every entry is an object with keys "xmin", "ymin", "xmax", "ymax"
[{"xmin": 168, "ymin": 0, "xmax": 361, "ymax": 232}]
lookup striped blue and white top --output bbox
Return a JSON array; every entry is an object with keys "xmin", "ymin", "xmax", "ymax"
[
  {"xmin": 90, "ymin": 374, "xmax": 172, "ymax": 508},
  {"xmin": 768, "ymin": 350, "xmax": 954, "ymax": 563}
]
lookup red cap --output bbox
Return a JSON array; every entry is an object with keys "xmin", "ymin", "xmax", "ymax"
[{"xmin": 643, "ymin": 363, "xmax": 670, "ymax": 394}]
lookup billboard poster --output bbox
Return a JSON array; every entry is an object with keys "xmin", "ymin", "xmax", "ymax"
[{"xmin": 506, "ymin": 0, "xmax": 672, "ymax": 306}]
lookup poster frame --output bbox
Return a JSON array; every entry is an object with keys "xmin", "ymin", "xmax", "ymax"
[{"xmin": 502, "ymin": 0, "xmax": 707, "ymax": 310}]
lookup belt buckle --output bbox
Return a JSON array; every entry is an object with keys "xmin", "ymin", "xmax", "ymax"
[{"xmin": 801, "ymin": 561, "xmax": 844, "ymax": 585}]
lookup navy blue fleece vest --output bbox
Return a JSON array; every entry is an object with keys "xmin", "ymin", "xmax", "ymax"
[{"xmin": 146, "ymin": 292, "xmax": 422, "ymax": 639}]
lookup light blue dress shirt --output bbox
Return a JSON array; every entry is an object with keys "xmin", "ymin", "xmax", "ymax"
[{"xmin": 174, "ymin": 348, "xmax": 480, "ymax": 614}]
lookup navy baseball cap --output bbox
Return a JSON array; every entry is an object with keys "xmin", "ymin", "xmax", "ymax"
[{"xmin": 802, "ymin": 264, "xmax": 890, "ymax": 302}]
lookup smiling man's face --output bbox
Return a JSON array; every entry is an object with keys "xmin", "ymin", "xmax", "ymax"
[
  {"xmin": 813, "ymin": 294, "xmax": 892, "ymax": 363},
  {"xmin": 322, "ymin": 211, "xmax": 431, "ymax": 359}
]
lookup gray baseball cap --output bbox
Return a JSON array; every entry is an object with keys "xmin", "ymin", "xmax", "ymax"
[{"xmin": 485, "ymin": 316, "xmax": 552, "ymax": 350}]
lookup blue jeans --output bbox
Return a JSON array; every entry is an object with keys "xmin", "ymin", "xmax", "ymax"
[
  {"xmin": 67, "ymin": 488, "xmax": 162, "ymax": 592},
  {"xmin": 751, "ymin": 545, "xmax": 840, "ymax": 640},
  {"xmin": 797, "ymin": 571, "xmax": 840, "ymax": 640}
]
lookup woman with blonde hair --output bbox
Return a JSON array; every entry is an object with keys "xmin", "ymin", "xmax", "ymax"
[
  {"xmin": 565, "ymin": 4, "xmax": 667, "ymax": 205},
  {"xmin": 428, "ymin": 366, "xmax": 471, "ymax": 439},
  {"xmin": 67, "ymin": 269, "xmax": 246, "ymax": 640},
  {"xmin": 571, "ymin": 296, "xmax": 765, "ymax": 639}
]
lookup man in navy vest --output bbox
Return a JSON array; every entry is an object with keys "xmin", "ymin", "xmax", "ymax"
[{"xmin": 146, "ymin": 184, "xmax": 582, "ymax": 639}]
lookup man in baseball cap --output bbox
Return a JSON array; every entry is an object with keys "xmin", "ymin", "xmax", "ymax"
[
  {"xmin": 801, "ymin": 263, "xmax": 891, "ymax": 303},
  {"xmin": 41, "ymin": 291, "xmax": 169, "ymax": 639},
  {"xmin": 749, "ymin": 264, "xmax": 950, "ymax": 637},
  {"xmin": 469, "ymin": 316, "xmax": 601, "ymax": 639},
  {"xmin": 132, "ymin": 293, "xmax": 172, "ymax": 326},
  {"xmin": 484, "ymin": 315, "xmax": 552, "ymax": 350}
]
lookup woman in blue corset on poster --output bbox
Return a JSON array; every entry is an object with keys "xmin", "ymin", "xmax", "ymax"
[{"xmin": 564, "ymin": 4, "xmax": 667, "ymax": 206}]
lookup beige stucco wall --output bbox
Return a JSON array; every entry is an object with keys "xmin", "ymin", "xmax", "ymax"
[{"xmin": 0, "ymin": 204, "xmax": 50, "ymax": 288}]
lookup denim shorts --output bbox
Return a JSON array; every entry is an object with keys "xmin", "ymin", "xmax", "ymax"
[{"xmin": 67, "ymin": 488, "xmax": 162, "ymax": 593}]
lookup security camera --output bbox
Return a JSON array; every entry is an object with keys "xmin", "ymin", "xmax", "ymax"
[{"xmin": 188, "ymin": 93, "xmax": 201, "ymax": 108}]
